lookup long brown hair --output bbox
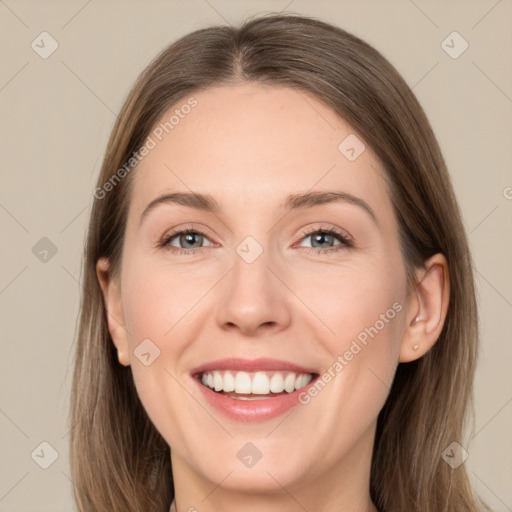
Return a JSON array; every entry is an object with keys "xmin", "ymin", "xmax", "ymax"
[{"xmin": 69, "ymin": 13, "xmax": 489, "ymax": 512}]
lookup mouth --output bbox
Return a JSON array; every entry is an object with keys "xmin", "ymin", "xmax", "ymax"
[
  {"xmin": 197, "ymin": 369, "xmax": 317, "ymax": 400},
  {"xmin": 190, "ymin": 358, "xmax": 319, "ymax": 421}
]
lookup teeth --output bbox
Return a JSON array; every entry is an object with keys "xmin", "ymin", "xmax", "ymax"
[
  {"xmin": 223, "ymin": 371, "xmax": 235, "ymax": 392},
  {"xmin": 252, "ymin": 372, "xmax": 270, "ymax": 394},
  {"xmin": 200, "ymin": 370, "xmax": 313, "ymax": 395},
  {"xmin": 269, "ymin": 372, "xmax": 284, "ymax": 393},
  {"xmin": 284, "ymin": 373, "xmax": 296, "ymax": 393},
  {"xmin": 213, "ymin": 371, "xmax": 223, "ymax": 392},
  {"xmin": 234, "ymin": 371, "xmax": 252, "ymax": 393},
  {"xmin": 295, "ymin": 373, "xmax": 310, "ymax": 390}
]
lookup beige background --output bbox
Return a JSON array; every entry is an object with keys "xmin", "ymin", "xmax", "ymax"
[{"xmin": 0, "ymin": 1, "xmax": 511, "ymax": 510}]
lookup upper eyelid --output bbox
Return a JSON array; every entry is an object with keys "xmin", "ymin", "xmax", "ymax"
[
  {"xmin": 298, "ymin": 224, "xmax": 352, "ymax": 240},
  {"xmin": 161, "ymin": 224, "xmax": 217, "ymax": 244}
]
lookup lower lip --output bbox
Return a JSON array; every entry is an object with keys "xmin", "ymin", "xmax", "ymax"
[{"xmin": 194, "ymin": 376, "xmax": 317, "ymax": 422}]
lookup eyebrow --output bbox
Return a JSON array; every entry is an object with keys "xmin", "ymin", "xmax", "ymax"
[{"xmin": 139, "ymin": 190, "xmax": 377, "ymax": 225}]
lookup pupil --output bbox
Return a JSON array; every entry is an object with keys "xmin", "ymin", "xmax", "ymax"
[
  {"xmin": 182, "ymin": 233, "xmax": 202, "ymax": 248},
  {"xmin": 312, "ymin": 233, "xmax": 333, "ymax": 248}
]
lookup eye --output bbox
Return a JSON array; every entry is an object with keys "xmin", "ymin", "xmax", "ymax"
[
  {"xmin": 158, "ymin": 225, "xmax": 353, "ymax": 255},
  {"xmin": 296, "ymin": 226, "xmax": 354, "ymax": 254},
  {"xmin": 160, "ymin": 227, "xmax": 214, "ymax": 253}
]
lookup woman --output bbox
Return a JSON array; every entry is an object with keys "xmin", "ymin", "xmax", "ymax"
[{"xmin": 69, "ymin": 13, "xmax": 489, "ymax": 512}]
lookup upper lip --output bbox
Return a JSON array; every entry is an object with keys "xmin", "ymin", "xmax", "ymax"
[{"xmin": 191, "ymin": 358, "xmax": 318, "ymax": 376}]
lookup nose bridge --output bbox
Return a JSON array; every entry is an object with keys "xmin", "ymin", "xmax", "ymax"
[
  {"xmin": 215, "ymin": 235, "xmax": 291, "ymax": 335},
  {"xmin": 232, "ymin": 238, "xmax": 271, "ymax": 297}
]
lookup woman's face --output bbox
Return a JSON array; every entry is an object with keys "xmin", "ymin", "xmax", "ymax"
[{"xmin": 104, "ymin": 83, "xmax": 413, "ymax": 497}]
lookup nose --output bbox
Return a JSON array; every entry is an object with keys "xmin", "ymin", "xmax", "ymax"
[{"xmin": 215, "ymin": 246, "xmax": 292, "ymax": 337}]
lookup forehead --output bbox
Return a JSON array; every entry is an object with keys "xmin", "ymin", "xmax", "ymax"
[{"xmin": 131, "ymin": 83, "xmax": 388, "ymax": 216}]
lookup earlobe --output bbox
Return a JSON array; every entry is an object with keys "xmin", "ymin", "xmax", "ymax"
[
  {"xmin": 96, "ymin": 257, "xmax": 131, "ymax": 367},
  {"xmin": 399, "ymin": 253, "xmax": 450, "ymax": 363}
]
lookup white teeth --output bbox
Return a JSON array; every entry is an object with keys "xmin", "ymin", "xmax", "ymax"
[
  {"xmin": 235, "ymin": 371, "xmax": 252, "ymax": 394},
  {"xmin": 269, "ymin": 372, "xmax": 285, "ymax": 393},
  {"xmin": 200, "ymin": 370, "xmax": 313, "ymax": 396},
  {"xmin": 251, "ymin": 372, "xmax": 270, "ymax": 394},
  {"xmin": 295, "ymin": 373, "xmax": 310, "ymax": 390},
  {"xmin": 213, "ymin": 370, "xmax": 223, "ymax": 392},
  {"xmin": 223, "ymin": 371, "xmax": 235, "ymax": 392},
  {"xmin": 284, "ymin": 372, "xmax": 296, "ymax": 393}
]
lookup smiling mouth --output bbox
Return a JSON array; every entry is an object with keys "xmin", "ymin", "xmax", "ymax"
[{"xmin": 197, "ymin": 370, "xmax": 317, "ymax": 400}]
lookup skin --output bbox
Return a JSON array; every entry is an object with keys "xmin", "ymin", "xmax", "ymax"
[{"xmin": 97, "ymin": 83, "xmax": 450, "ymax": 512}]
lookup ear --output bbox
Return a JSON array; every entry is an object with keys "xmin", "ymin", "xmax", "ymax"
[
  {"xmin": 399, "ymin": 253, "xmax": 450, "ymax": 363},
  {"xmin": 96, "ymin": 257, "xmax": 130, "ymax": 366}
]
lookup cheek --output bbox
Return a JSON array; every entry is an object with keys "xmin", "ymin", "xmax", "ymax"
[
  {"xmin": 292, "ymin": 264, "xmax": 405, "ymax": 445},
  {"xmin": 291, "ymin": 255, "xmax": 406, "ymax": 418},
  {"xmin": 291, "ymin": 254, "xmax": 406, "ymax": 357},
  {"xmin": 336, "ymin": 269, "xmax": 405, "ymax": 360},
  {"xmin": 121, "ymin": 256, "xmax": 215, "ymax": 345},
  {"xmin": 118, "ymin": 261, "xmax": 209, "ymax": 448},
  {"xmin": 333, "ymin": 287, "xmax": 404, "ymax": 393}
]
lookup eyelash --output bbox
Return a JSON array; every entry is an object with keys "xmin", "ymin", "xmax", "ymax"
[{"xmin": 158, "ymin": 225, "xmax": 354, "ymax": 256}]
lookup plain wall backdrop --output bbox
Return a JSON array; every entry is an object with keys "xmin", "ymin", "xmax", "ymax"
[{"xmin": 0, "ymin": 0, "xmax": 511, "ymax": 510}]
